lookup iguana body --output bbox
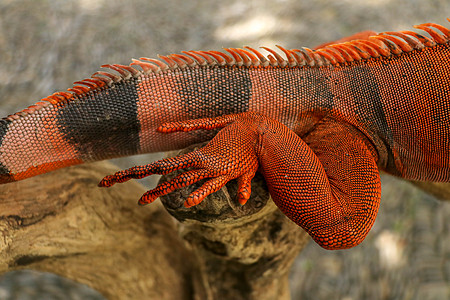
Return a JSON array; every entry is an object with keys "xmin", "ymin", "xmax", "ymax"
[{"xmin": 0, "ymin": 21, "xmax": 449, "ymax": 249}]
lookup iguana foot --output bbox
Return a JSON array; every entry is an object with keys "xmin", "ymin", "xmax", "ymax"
[{"xmin": 99, "ymin": 112, "xmax": 262, "ymax": 207}]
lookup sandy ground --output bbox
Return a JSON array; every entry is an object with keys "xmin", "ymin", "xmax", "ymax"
[{"xmin": 0, "ymin": 0, "xmax": 449, "ymax": 299}]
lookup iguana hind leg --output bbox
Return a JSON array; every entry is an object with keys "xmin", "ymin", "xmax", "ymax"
[{"xmin": 100, "ymin": 112, "xmax": 381, "ymax": 250}]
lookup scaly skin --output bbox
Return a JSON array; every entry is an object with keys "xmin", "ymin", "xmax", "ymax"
[{"xmin": 1, "ymin": 20, "xmax": 449, "ymax": 249}]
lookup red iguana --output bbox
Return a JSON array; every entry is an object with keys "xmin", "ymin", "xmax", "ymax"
[{"xmin": 0, "ymin": 20, "xmax": 449, "ymax": 250}]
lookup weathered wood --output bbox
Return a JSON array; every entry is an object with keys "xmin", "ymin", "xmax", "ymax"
[
  {"xmin": 0, "ymin": 162, "xmax": 194, "ymax": 299},
  {"xmin": 0, "ymin": 145, "xmax": 310, "ymax": 299}
]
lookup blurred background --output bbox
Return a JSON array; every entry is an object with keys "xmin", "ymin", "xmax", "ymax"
[{"xmin": 0, "ymin": 0, "xmax": 449, "ymax": 299}]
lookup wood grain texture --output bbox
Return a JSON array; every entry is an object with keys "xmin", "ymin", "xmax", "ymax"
[
  {"xmin": 0, "ymin": 162, "xmax": 192, "ymax": 299},
  {"xmin": 0, "ymin": 148, "xmax": 310, "ymax": 299}
]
